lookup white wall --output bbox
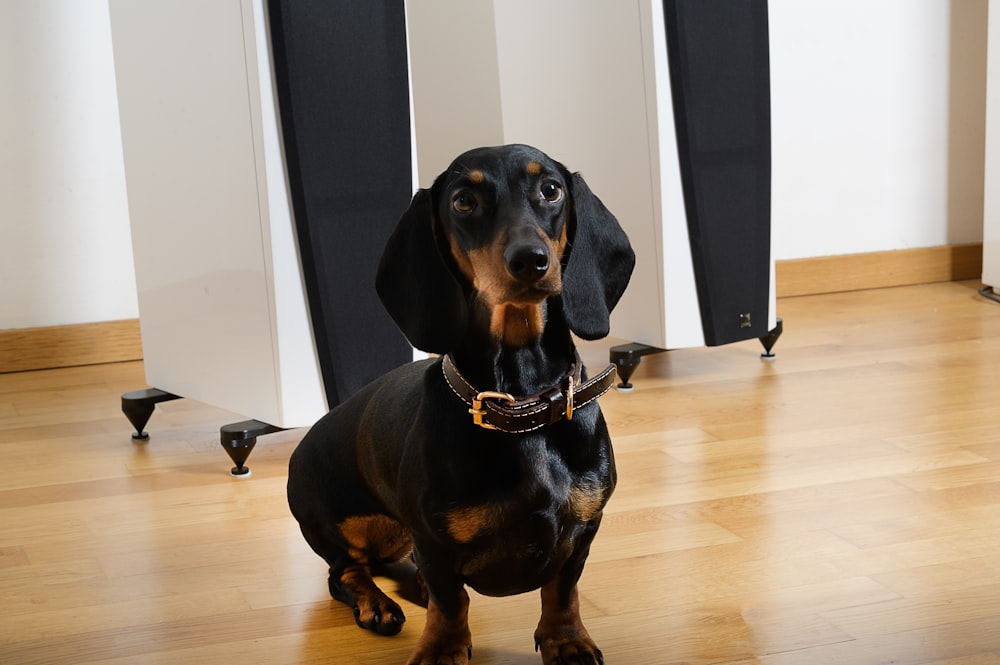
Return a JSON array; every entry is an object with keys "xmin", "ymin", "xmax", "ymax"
[
  {"xmin": 770, "ymin": 0, "xmax": 987, "ymax": 259},
  {"xmin": 0, "ymin": 0, "xmax": 137, "ymax": 330},
  {"xmin": 0, "ymin": 0, "xmax": 988, "ymax": 330}
]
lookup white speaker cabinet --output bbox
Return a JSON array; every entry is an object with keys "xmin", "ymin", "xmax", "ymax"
[{"xmin": 110, "ymin": 0, "xmax": 326, "ymax": 475}]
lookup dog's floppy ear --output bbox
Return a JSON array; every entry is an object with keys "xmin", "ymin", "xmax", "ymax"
[
  {"xmin": 561, "ymin": 172, "xmax": 636, "ymax": 340},
  {"xmin": 376, "ymin": 188, "xmax": 467, "ymax": 353}
]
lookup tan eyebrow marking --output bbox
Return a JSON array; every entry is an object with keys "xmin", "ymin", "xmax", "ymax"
[
  {"xmin": 468, "ymin": 169, "xmax": 485, "ymax": 184},
  {"xmin": 526, "ymin": 161, "xmax": 542, "ymax": 176}
]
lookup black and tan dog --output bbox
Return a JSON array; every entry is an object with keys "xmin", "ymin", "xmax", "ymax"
[{"xmin": 287, "ymin": 144, "xmax": 634, "ymax": 665}]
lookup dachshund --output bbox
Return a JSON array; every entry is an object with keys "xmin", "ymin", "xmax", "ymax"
[{"xmin": 287, "ymin": 144, "xmax": 635, "ymax": 665}]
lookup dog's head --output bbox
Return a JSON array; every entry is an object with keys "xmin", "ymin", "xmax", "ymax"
[{"xmin": 376, "ymin": 144, "xmax": 635, "ymax": 353}]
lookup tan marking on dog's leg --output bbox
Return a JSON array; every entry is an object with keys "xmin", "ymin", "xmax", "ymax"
[
  {"xmin": 569, "ymin": 477, "xmax": 606, "ymax": 523},
  {"xmin": 338, "ymin": 514, "xmax": 413, "ymax": 563},
  {"xmin": 334, "ymin": 515, "xmax": 411, "ymax": 635},
  {"xmin": 407, "ymin": 589, "xmax": 473, "ymax": 665},
  {"xmin": 533, "ymin": 580, "xmax": 602, "ymax": 665}
]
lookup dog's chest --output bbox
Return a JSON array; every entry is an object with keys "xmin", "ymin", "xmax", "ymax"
[
  {"xmin": 441, "ymin": 466, "xmax": 605, "ymax": 542},
  {"xmin": 433, "ymin": 443, "xmax": 609, "ymax": 594}
]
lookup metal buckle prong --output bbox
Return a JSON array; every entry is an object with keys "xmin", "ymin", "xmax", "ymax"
[{"xmin": 470, "ymin": 391, "xmax": 515, "ymax": 430}]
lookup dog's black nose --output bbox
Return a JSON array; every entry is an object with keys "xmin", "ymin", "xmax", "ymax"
[{"xmin": 505, "ymin": 244, "xmax": 550, "ymax": 282}]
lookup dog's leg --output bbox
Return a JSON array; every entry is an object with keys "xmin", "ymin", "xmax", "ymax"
[
  {"xmin": 533, "ymin": 522, "xmax": 604, "ymax": 665},
  {"xmin": 406, "ymin": 588, "xmax": 472, "ymax": 665},
  {"xmin": 307, "ymin": 515, "xmax": 412, "ymax": 636},
  {"xmin": 406, "ymin": 550, "xmax": 473, "ymax": 665},
  {"xmin": 533, "ymin": 581, "xmax": 603, "ymax": 665}
]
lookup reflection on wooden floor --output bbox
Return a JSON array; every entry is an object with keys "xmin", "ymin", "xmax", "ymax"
[{"xmin": 3, "ymin": 280, "xmax": 1000, "ymax": 664}]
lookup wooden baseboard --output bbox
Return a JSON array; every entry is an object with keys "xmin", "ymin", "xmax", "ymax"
[
  {"xmin": 0, "ymin": 243, "xmax": 984, "ymax": 373},
  {"xmin": 776, "ymin": 243, "xmax": 983, "ymax": 298},
  {"xmin": 0, "ymin": 319, "xmax": 143, "ymax": 374}
]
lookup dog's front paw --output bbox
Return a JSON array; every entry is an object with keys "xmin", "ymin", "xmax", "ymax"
[
  {"xmin": 352, "ymin": 596, "xmax": 406, "ymax": 636},
  {"xmin": 534, "ymin": 629, "xmax": 604, "ymax": 665},
  {"xmin": 329, "ymin": 570, "xmax": 407, "ymax": 636}
]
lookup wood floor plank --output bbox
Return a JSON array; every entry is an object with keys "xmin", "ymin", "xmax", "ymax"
[{"xmin": 3, "ymin": 280, "xmax": 1000, "ymax": 663}]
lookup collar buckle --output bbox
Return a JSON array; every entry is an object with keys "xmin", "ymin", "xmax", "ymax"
[{"xmin": 469, "ymin": 391, "xmax": 515, "ymax": 430}]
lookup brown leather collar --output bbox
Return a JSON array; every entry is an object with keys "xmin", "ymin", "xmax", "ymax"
[{"xmin": 441, "ymin": 353, "xmax": 618, "ymax": 433}]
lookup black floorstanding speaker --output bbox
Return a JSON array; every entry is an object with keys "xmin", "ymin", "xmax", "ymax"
[
  {"xmin": 267, "ymin": 0, "xmax": 413, "ymax": 408},
  {"xmin": 664, "ymin": 0, "xmax": 772, "ymax": 347}
]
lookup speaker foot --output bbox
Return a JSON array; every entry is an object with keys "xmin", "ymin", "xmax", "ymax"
[
  {"xmin": 121, "ymin": 388, "xmax": 182, "ymax": 440},
  {"xmin": 609, "ymin": 343, "xmax": 666, "ymax": 390},
  {"xmin": 220, "ymin": 420, "xmax": 285, "ymax": 477},
  {"xmin": 759, "ymin": 317, "xmax": 783, "ymax": 359}
]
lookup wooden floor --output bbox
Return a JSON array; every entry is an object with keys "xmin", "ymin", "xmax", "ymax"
[{"xmin": 3, "ymin": 280, "xmax": 1000, "ymax": 664}]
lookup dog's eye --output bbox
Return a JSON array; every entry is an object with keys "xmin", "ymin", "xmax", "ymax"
[
  {"xmin": 452, "ymin": 192, "xmax": 477, "ymax": 213},
  {"xmin": 540, "ymin": 182, "xmax": 563, "ymax": 203}
]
